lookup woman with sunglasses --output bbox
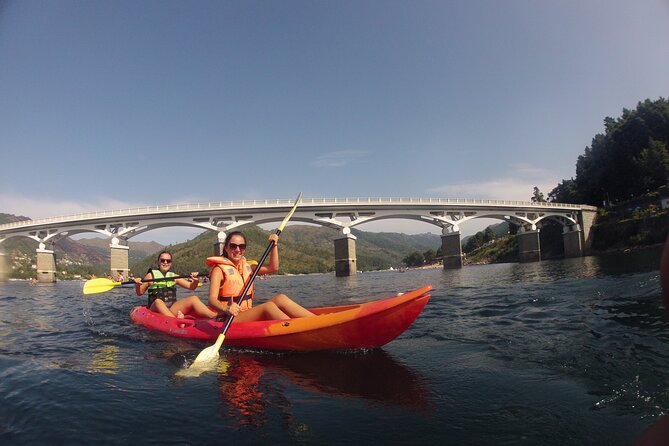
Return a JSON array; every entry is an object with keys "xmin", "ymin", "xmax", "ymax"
[
  {"xmin": 134, "ymin": 251, "xmax": 218, "ymax": 319},
  {"xmin": 207, "ymin": 231, "xmax": 315, "ymax": 321}
]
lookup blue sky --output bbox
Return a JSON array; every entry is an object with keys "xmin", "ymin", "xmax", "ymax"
[{"xmin": 1, "ymin": 1, "xmax": 668, "ymax": 242}]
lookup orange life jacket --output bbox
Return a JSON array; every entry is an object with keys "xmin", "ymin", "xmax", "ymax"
[{"xmin": 206, "ymin": 256, "xmax": 254, "ymax": 311}]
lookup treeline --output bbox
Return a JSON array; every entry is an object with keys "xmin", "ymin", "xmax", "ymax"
[
  {"xmin": 548, "ymin": 98, "xmax": 669, "ymax": 206},
  {"xmin": 402, "ymin": 248, "xmax": 441, "ymax": 267},
  {"xmin": 459, "ymin": 98, "xmax": 669, "ymax": 264},
  {"xmin": 132, "ymin": 226, "xmax": 443, "ymax": 275},
  {"xmin": 463, "ymin": 227, "xmax": 496, "ymax": 253}
]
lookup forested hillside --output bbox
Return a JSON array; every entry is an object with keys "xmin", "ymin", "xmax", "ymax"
[
  {"xmin": 549, "ymin": 98, "xmax": 669, "ymax": 207},
  {"xmin": 0, "ymin": 213, "xmax": 164, "ymax": 279},
  {"xmin": 2, "ymin": 212, "xmax": 442, "ymax": 278},
  {"xmin": 471, "ymin": 97, "xmax": 669, "ymax": 264},
  {"xmin": 131, "ymin": 225, "xmax": 442, "ymax": 276}
]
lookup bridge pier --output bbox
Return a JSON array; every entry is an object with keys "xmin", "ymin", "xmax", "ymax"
[
  {"xmin": 518, "ymin": 229, "xmax": 541, "ymax": 262},
  {"xmin": 563, "ymin": 225, "xmax": 583, "ymax": 258},
  {"xmin": 36, "ymin": 244, "xmax": 57, "ymax": 283},
  {"xmin": 334, "ymin": 233, "xmax": 357, "ymax": 277},
  {"xmin": 579, "ymin": 208, "xmax": 597, "ymax": 255},
  {"xmin": 0, "ymin": 251, "xmax": 8, "ymax": 282},
  {"xmin": 441, "ymin": 231, "xmax": 463, "ymax": 269},
  {"xmin": 214, "ymin": 232, "xmax": 226, "ymax": 256},
  {"xmin": 110, "ymin": 238, "xmax": 129, "ymax": 278}
]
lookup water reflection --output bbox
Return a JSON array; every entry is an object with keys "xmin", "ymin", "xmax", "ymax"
[
  {"xmin": 217, "ymin": 356, "xmax": 268, "ymax": 426},
  {"xmin": 88, "ymin": 342, "xmax": 121, "ymax": 375},
  {"xmin": 214, "ymin": 349, "xmax": 434, "ymax": 426},
  {"xmin": 490, "ymin": 246, "xmax": 664, "ymax": 285}
]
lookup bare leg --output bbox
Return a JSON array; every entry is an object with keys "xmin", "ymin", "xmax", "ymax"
[
  {"xmin": 270, "ymin": 294, "xmax": 315, "ymax": 318},
  {"xmin": 150, "ymin": 299, "xmax": 175, "ymax": 317},
  {"xmin": 171, "ymin": 295, "xmax": 217, "ymax": 319},
  {"xmin": 234, "ymin": 301, "xmax": 290, "ymax": 322}
]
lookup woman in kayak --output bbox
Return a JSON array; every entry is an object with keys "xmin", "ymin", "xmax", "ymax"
[
  {"xmin": 207, "ymin": 231, "xmax": 315, "ymax": 321},
  {"xmin": 134, "ymin": 251, "xmax": 218, "ymax": 319}
]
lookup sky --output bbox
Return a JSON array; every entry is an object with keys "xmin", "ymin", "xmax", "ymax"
[{"xmin": 1, "ymin": 0, "xmax": 668, "ymax": 243}]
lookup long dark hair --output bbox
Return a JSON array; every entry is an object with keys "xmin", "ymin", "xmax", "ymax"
[
  {"xmin": 156, "ymin": 250, "xmax": 172, "ymax": 262},
  {"xmin": 223, "ymin": 231, "xmax": 247, "ymax": 257}
]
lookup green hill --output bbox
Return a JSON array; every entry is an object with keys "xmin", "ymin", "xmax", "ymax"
[
  {"xmin": 131, "ymin": 225, "xmax": 442, "ymax": 276},
  {"xmin": 2, "ymin": 211, "xmax": 442, "ymax": 278},
  {"xmin": 75, "ymin": 237, "xmax": 164, "ymax": 264},
  {"xmin": 0, "ymin": 213, "xmax": 165, "ymax": 279}
]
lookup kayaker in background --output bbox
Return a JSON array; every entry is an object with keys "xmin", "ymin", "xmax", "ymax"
[
  {"xmin": 207, "ymin": 231, "xmax": 315, "ymax": 321},
  {"xmin": 134, "ymin": 251, "xmax": 218, "ymax": 320}
]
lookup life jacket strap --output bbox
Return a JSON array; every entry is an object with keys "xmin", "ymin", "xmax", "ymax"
[
  {"xmin": 147, "ymin": 287, "xmax": 177, "ymax": 308},
  {"xmin": 218, "ymin": 294, "xmax": 253, "ymax": 303}
]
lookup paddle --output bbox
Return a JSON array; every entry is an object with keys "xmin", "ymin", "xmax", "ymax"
[
  {"xmin": 83, "ymin": 274, "xmax": 205, "ymax": 295},
  {"xmin": 188, "ymin": 192, "xmax": 302, "ymax": 368}
]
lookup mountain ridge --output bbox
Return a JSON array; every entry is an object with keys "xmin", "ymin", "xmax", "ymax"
[{"xmin": 1, "ymin": 213, "xmax": 442, "ymax": 278}]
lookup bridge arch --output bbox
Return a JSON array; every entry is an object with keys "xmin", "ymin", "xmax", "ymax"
[{"xmin": 0, "ymin": 197, "xmax": 597, "ymax": 281}]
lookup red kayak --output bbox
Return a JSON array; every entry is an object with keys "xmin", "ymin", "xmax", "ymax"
[{"xmin": 129, "ymin": 285, "xmax": 431, "ymax": 351}]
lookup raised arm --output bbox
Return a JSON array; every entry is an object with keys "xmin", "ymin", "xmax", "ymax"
[{"xmin": 258, "ymin": 233, "xmax": 279, "ymax": 275}]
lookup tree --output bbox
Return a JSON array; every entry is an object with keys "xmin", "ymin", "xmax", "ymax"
[
  {"xmin": 635, "ymin": 138, "xmax": 669, "ymax": 192},
  {"xmin": 403, "ymin": 251, "xmax": 424, "ymax": 267},
  {"xmin": 563, "ymin": 97, "xmax": 669, "ymax": 206},
  {"xmin": 423, "ymin": 249, "xmax": 436, "ymax": 264},
  {"xmin": 548, "ymin": 179, "xmax": 579, "ymax": 203},
  {"xmin": 463, "ymin": 227, "xmax": 497, "ymax": 253},
  {"xmin": 531, "ymin": 187, "xmax": 546, "ymax": 203}
]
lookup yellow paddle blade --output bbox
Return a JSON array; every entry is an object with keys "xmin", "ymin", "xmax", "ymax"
[
  {"xmin": 278, "ymin": 192, "xmax": 302, "ymax": 232},
  {"xmin": 83, "ymin": 278, "xmax": 122, "ymax": 295}
]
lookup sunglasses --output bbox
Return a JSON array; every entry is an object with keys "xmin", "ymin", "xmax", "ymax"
[
  {"xmin": 228, "ymin": 243, "xmax": 246, "ymax": 251},
  {"xmin": 159, "ymin": 258, "xmax": 172, "ymax": 264}
]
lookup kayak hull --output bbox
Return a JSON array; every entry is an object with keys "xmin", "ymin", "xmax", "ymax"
[{"xmin": 129, "ymin": 285, "xmax": 431, "ymax": 351}]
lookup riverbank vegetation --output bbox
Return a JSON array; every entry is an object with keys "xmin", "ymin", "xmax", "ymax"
[
  {"xmin": 132, "ymin": 226, "xmax": 441, "ymax": 276},
  {"xmin": 458, "ymin": 98, "xmax": 669, "ymax": 266},
  {"xmin": 546, "ymin": 98, "xmax": 668, "ymax": 255}
]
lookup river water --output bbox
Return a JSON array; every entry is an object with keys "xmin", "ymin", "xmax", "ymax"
[{"xmin": 0, "ymin": 249, "xmax": 667, "ymax": 445}]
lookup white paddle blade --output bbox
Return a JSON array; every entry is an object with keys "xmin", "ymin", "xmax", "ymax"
[
  {"xmin": 190, "ymin": 334, "xmax": 225, "ymax": 367},
  {"xmin": 192, "ymin": 345, "xmax": 219, "ymax": 365}
]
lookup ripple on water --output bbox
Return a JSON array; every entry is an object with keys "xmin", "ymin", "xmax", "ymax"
[{"xmin": 0, "ymin": 260, "xmax": 666, "ymax": 444}]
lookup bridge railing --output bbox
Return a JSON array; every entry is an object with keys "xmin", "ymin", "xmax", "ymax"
[{"xmin": 0, "ymin": 197, "xmax": 590, "ymax": 230}]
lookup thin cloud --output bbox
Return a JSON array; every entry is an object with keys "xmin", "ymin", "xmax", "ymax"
[
  {"xmin": 0, "ymin": 194, "xmax": 149, "ymax": 219},
  {"xmin": 310, "ymin": 150, "xmax": 369, "ymax": 168},
  {"xmin": 428, "ymin": 178, "xmax": 559, "ymax": 202},
  {"xmin": 0, "ymin": 194, "xmax": 209, "ymax": 244},
  {"xmin": 508, "ymin": 163, "xmax": 555, "ymax": 178},
  {"xmin": 428, "ymin": 163, "xmax": 562, "ymax": 201}
]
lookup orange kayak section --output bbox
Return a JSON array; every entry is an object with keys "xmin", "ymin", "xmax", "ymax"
[{"xmin": 129, "ymin": 285, "xmax": 431, "ymax": 351}]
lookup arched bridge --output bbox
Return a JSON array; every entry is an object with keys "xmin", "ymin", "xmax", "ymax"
[{"xmin": 0, "ymin": 197, "xmax": 598, "ymax": 281}]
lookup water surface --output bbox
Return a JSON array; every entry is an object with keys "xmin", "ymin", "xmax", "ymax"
[{"xmin": 0, "ymin": 250, "xmax": 667, "ymax": 445}]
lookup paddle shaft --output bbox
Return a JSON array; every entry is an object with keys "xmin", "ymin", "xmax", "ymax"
[
  {"xmin": 219, "ymin": 234, "xmax": 279, "ymax": 336},
  {"xmin": 219, "ymin": 194, "xmax": 301, "ymax": 337},
  {"xmin": 121, "ymin": 273, "xmax": 205, "ymax": 286},
  {"xmin": 190, "ymin": 193, "xmax": 302, "ymax": 366}
]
